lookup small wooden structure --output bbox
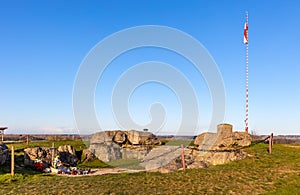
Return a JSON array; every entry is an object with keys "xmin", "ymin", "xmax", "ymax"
[{"xmin": 0, "ymin": 127, "xmax": 8, "ymax": 143}]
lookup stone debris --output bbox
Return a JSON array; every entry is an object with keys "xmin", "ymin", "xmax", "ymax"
[
  {"xmin": 88, "ymin": 130, "xmax": 160, "ymax": 162},
  {"xmin": 24, "ymin": 147, "xmax": 55, "ymax": 167},
  {"xmin": 89, "ymin": 142, "xmax": 122, "ymax": 162},
  {"xmin": 0, "ymin": 144, "xmax": 9, "ymax": 165},
  {"xmin": 126, "ymin": 130, "xmax": 160, "ymax": 145},
  {"xmin": 188, "ymin": 123, "xmax": 252, "ymax": 167},
  {"xmin": 23, "ymin": 124, "xmax": 252, "ymax": 174},
  {"xmin": 140, "ymin": 146, "xmax": 181, "ymax": 171},
  {"xmin": 57, "ymin": 145, "xmax": 78, "ymax": 166},
  {"xmin": 194, "ymin": 124, "xmax": 252, "ymax": 150},
  {"xmin": 139, "ymin": 124, "xmax": 252, "ymax": 172},
  {"xmin": 24, "ymin": 145, "xmax": 78, "ymax": 167},
  {"xmin": 81, "ymin": 149, "xmax": 96, "ymax": 163}
]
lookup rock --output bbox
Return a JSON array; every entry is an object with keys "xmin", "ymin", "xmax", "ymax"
[
  {"xmin": 88, "ymin": 130, "xmax": 162, "ymax": 163},
  {"xmin": 24, "ymin": 145, "xmax": 79, "ymax": 167},
  {"xmin": 57, "ymin": 145, "xmax": 79, "ymax": 166},
  {"xmin": 89, "ymin": 130, "xmax": 161, "ymax": 146},
  {"xmin": 57, "ymin": 145, "xmax": 76, "ymax": 155},
  {"xmin": 24, "ymin": 147, "xmax": 56, "ymax": 167},
  {"xmin": 217, "ymin": 123, "xmax": 233, "ymax": 137},
  {"xmin": 194, "ymin": 132, "xmax": 217, "ymax": 149},
  {"xmin": 121, "ymin": 147, "xmax": 149, "ymax": 159},
  {"xmin": 157, "ymin": 152, "xmax": 195, "ymax": 173},
  {"xmin": 90, "ymin": 131, "xmax": 116, "ymax": 144},
  {"xmin": 189, "ymin": 124, "xmax": 251, "ymax": 170},
  {"xmin": 89, "ymin": 142, "xmax": 121, "ymax": 162},
  {"xmin": 127, "ymin": 130, "xmax": 143, "ymax": 145},
  {"xmin": 113, "ymin": 131, "xmax": 127, "ymax": 144},
  {"xmin": 194, "ymin": 124, "xmax": 252, "ymax": 150},
  {"xmin": 81, "ymin": 149, "xmax": 96, "ymax": 163},
  {"xmin": 140, "ymin": 147, "xmax": 195, "ymax": 173},
  {"xmin": 140, "ymin": 146, "xmax": 182, "ymax": 171},
  {"xmin": 231, "ymin": 132, "xmax": 252, "ymax": 147},
  {"xmin": 214, "ymin": 124, "xmax": 233, "ymax": 149},
  {"xmin": 216, "ymin": 132, "xmax": 252, "ymax": 149},
  {"xmin": 0, "ymin": 144, "xmax": 9, "ymax": 165},
  {"xmin": 127, "ymin": 130, "xmax": 160, "ymax": 145},
  {"xmin": 199, "ymin": 150, "xmax": 247, "ymax": 165}
]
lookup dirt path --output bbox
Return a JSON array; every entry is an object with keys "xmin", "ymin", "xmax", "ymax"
[{"xmin": 56, "ymin": 168, "xmax": 145, "ymax": 177}]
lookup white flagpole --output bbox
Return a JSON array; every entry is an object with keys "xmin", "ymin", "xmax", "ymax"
[{"xmin": 245, "ymin": 11, "xmax": 249, "ymax": 133}]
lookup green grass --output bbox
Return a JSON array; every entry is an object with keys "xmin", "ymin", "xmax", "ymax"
[
  {"xmin": 108, "ymin": 158, "xmax": 144, "ymax": 170},
  {"xmin": 163, "ymin": 139, "xmax": 194, "ymax": 146},
  {"xmin": 77, "ymin": 158, "xmax": 111, "ymax": 169},
  {"xmin": 1, "ymin": 140, "xmax": 111, "ymax": 174},
  {"xmin": 0, "ymin": 142, "xmax": 299, "ymax": 194},
  {"xmin": 5, "ymin": 140, "xmax": 88, "ymax": 151}
]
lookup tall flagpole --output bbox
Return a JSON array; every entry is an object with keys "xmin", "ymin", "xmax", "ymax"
[{"xmin": 245, "ymin": 11, "xmax": 249, "ymax": 133}]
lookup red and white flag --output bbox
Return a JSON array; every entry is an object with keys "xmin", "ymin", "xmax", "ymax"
[{"xmin": 243, "ymin": 22, "xmax": 248, "ymax": 44}]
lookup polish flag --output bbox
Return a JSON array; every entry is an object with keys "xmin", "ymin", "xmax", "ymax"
[{"xmin": 243, "ymin": 22, "xmax": 248, "ymax": 44}]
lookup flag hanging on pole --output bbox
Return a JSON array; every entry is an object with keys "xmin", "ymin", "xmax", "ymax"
[{"xmin": 243, "ymin": 22, "xmax": 248, "ymax": 44}]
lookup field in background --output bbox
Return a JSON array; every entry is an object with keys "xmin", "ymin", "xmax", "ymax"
[{"xmin": 0, "ymin": 140, "xmax": 299, "ymax": 194}]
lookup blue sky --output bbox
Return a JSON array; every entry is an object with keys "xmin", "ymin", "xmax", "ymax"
[{"xmin": 0, "ymin": 0, "xmax": 299, "ymax": 135}]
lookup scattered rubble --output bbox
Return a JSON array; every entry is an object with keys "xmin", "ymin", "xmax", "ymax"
[
  {"xmin": 138, "ymin": 124, "xmax": 252, "ymax": 172},
  {"xmin": 189, "ymin": 124, "xmax": 251, "ymax": 167},
  {"xmin": 57, "ymin": 145, "xmax": 78, "ymax": 166},
  {"xmin": 81, "ymin": 149, "xmax": 96, "ymax": 163},
  {"xmin": 89, "ymin": 130, "xmax": 160, "ymax": 162},
  {"xmin": 20, "ymin": 124, "xmax": 252, "ymax": 175},
  {"xmin": 194, "ymin": 124, "xmax": 252, "ymax": 149},
  {"xmin": 24, "ymin": 145, "xmax": 78, "ymax": 168},
  {"xmin": 90, "ymin": 130, "xmax": 161, "ymax": 146},
  {"xmin": 0, "ymin": 144, "xmax": 9, "ymax": 165}
]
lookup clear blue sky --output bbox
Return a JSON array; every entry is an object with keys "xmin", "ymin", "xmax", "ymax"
[{"xmin": 0, "ymin": 0, "xmax": 299, "ymax": 135}]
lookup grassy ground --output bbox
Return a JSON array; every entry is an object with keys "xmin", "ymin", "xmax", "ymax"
[
  {"xmin": 0, "ymin": 142, "xmax": 299, "ymax": 194},
  {"xmin": 5, "ymin": 140, "xmax": 88, "ymax": 151}
]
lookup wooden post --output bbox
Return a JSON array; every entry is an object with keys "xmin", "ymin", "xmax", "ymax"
[
  {"xmin": 271, "ymin": 133, "xmax": 274, "ymax": 147},
  {"xmin": 269, "ymin": 133, "xmax": 273, "ymax": 154},
  {"xmin": 26, "ymin": 135, "xmax": 29, "ymax": 145},
  {"xmin": 0, "ymin": 127, "xmax": 7, "ymax": 143},
  {"xmin": 1, "ymin": 131, "xmax": 4, "ymax": 143},
  {"xmin": 51, "ymin": 142, "xmax": 55, "ymax": 167},
  {"xmin": 181, "ymin": 144, "xmax": 186, "ymax": 171},
  {"xmin": 11, "ymin": 146, "xmax": 15, "ymax": 176}
]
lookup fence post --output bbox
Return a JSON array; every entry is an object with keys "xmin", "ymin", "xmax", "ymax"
[
  {"xmin": 271, "ymin": 133, "xmax": 274, "ymax": 147},
  {"xmin": 181, "ymin": 144, "xmax": 186, "ymax": 171},
  {"xmin": 26, "ymin": 135, "xmax": 29, "ymax": 145},
  {"xmin": 51, "ymin": 142, "xmax": 55, "ymax": 167},
  {"xmin": 1, "ymin": 131, "xmax": 4, "ymax": 143},
  {"xmin": 11, "ymin": 146, "xmax": 14, "ymax": 176},
  {"xmin": 269, "ymin": 133, "xmax": 273, "ymax": 154}
]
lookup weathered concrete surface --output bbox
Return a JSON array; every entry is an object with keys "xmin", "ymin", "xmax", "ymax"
[
  {"xmin": 127, "ymin": 130, "xmax": 161, "ymax": 145},
  {"xmin": 81, "ymin": 149, "xmax": 96, "ymax": 163},
  {"xmin": 89, "ymin": 142, "xmax": 122, "ymax": 162},
  {"xmin": 24, "ymin": 145, "xmax": 78, "ymax": 167},
  {"xmin": 88, "ymin": 130, "xmax": 161, "ymax": 162},
  {"xmin": 24, "ymin": 147, "xmax": 55, "ymax": 167},
  {"xmin": 142, "ymin": 124, "xmax": 252, "ymax": 172},
  {"xmin": 88, "ymin": 125, "xmax": 251, "ymax": 172},
  {"xmin": 57, "ymin": 145, "xmax": 79, "ymax": 166},
  {"xmin": 0, "ymin": 144, "xmax": 9, "ymax": 165},
  {"xmin": 194, "ymin": 124, "xmax": 252, "ymax": 150}
]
